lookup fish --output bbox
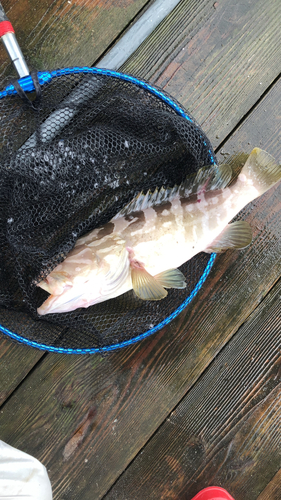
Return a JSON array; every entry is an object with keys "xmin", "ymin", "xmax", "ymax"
[{"xmin": 37, "ymin": 148, "xmax": 281, "ymax": 315}]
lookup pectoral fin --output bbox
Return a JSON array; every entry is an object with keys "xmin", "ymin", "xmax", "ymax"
[
  {"xmin": 154, "ymin": 269, "xmax": 186, "ymax": 289},
  {"xmin": 131, "ymin": 265, "xmax": 186, "ymax": 300},
  {"xmin": 205, "ymin": 221, "xmax": 252, "ymax": 253},
  {"xmin": 131, "ymin": 265, "xmax": 168, "ymax": 300}
]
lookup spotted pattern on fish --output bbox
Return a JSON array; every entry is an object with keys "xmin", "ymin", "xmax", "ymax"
[
  {"xmin": 124, "ymin": 210, "xmax": 146, "ymax": 230},
  {"xmin": 153, "ymin": 201, "xmax": 172, "ymax": 215},
  {"xmin": 97, "ymin": 222, "xmax": 115, "ymax": 239},
  {"xmin": 37, "ymin": 148, "xmax": 281, "ymax": 316},
  {"xmin": 180, "ymin": 193, "xmax": 197, "ymax": 208},
  {"xmin": 87, "ymin": 235, "xmax": 125, "ymax": 253},
  {"xmin": 117, "ymin": 184, "xmax": 237, "ymax": 255}
]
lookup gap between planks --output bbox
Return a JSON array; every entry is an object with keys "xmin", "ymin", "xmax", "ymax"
[
  {"xmin": 0, "ymin": 351, "xmax": 48, "ymax": 411},
  {"xmin": 102, "ymin": 275, "xmax": 281, "ymax": 499},
  {"xmin": 256, "ymin": 468, "xmax": 281, "ymax": 500},
  {"xmin": 104, "ymin": 275, "xmax": 281, "ymax": 500},
  {"xmin": 215, "ymin": 72, "xmax": 281, "ymax": 154}
]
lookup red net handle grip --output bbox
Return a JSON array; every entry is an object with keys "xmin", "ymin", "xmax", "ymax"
[
  {"xmin": 0, "ymin": 20, "xmax": 15, "ymax": 37},
  {"xmin": 0, "ymin": 2, "xmax": 29, "ymax": 77}
]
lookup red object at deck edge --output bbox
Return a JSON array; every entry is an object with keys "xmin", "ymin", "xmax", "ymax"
[
  {"xmin": 191, "ymin": 486, "xmax": 235, "ymax": 500},
  {"xmin": 0, "ymin": 21, "xmax": 15, "ymax": 37}
]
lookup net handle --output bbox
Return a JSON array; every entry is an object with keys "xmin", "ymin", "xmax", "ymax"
[{"xmin": 0, "ymin": 1, "xmax": 29, "ymax": 77}]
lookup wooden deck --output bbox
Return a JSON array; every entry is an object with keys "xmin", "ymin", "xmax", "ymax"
[{"xmin": 0, "ymin": 0, "xmax": 280, "ymax": 499}]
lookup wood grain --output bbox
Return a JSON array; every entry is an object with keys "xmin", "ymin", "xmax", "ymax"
[
  {"xmin": 0, "ymin": 337, "xmax": 43, "ymax": 407},
  {"xmin": 0, "ymin": 0, "xmax": 149, "ymax": 77},
  {"xmin": 0, "ymin": 306, "xmax": 65, "ymax": 406},
  {"xmin": 0, "ymin": 80, "xmax": 280, "ymax": 499},
  {"xmin": 122, "ymin": 0, "xmax": 216, "ymax": 80},
  {"xmin": 105, "ymin": 278, "xmax": 281, "ymax": 500},
  {"xmin": 122, "ymin": 0, "xmax": 281, "ymax": 150},
  {"xmin": 256, "ymin": 469, "xmax": 281, "ymax": 500},
  {"xmin": 216, "ymin": 78, "xmax": 281, "ymax": 166}
]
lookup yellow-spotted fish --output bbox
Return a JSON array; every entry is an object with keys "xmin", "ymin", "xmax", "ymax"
[{"xmin": 37, "ymin": 148, "xmax": 281, "ymax": 315}]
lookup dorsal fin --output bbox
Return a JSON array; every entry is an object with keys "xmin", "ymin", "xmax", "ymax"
[
  {"xmin": 113, "ymin": 164, "xmax": 232, "ymax": 219},
  {"xmin": 180, "ymin": 163, "xmax": 232, "ymax": 196}
]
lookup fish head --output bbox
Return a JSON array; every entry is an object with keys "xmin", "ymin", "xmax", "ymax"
[{"xmin": 37, "ymin": 244, "xmax": 131, "ymax": 315}]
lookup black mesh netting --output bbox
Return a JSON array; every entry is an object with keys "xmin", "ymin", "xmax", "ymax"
[{"xmin": 0, "ymin": 69, "xmax": 216, "ymax": 352}]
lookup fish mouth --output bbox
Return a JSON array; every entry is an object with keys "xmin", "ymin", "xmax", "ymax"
[{"xmin": 37, "ymin": 290, "xmax": 87, "ymax": 316}]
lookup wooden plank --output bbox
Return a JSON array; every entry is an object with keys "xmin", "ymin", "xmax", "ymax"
[
  {"xmin": 105, "ymin": 278, "xmax": 281, "ymax": 500},
  {"xmin": 256, "ymin": 469, "xmax": 281, "ymax": 500},
  {"xmin": 0, "ymin": 79, "xmax": 280, "ymax": 499},
  {"xmin": 0, "ymin": 337, "xmax": 43, "ymax": 407},
  {"xmin": 122, "ymin": 0, "xmax": 281, "ymax": 149},
  {"xmin": 0, "ymin": 0, "xmax": 149, "ymax": 76},
  {"xmin": 216, "ymin": 80, "xmax": 281, "ymax": 166},
  {"xmin": 0, "ymin": 307, "xmax": 65, "ymax": 406},
  {"xmin": 121, "ymin": 0, "xmax": 216, "ymax": 79}
]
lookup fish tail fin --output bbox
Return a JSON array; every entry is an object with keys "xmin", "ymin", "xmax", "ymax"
[{"xmin": 241, "ymin": 148, "xmax": 281, "ymax": 195}]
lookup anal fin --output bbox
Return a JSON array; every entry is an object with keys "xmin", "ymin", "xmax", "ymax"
[
  {"xmin": 205, "ymin": 221, "xmax": 252, "ymax": 253},
  {"xmin": 131, "ymin": 265, "xmax": 167, "ymax": 301}
]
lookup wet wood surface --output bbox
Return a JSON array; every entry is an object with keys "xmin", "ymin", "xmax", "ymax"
[
  {"xmin": 0, "ymin": 337, "xmax": 43, "ymax": 406},
  {"xmin": 0, "ymin": 307, "xmax": 62, "ymax": 405},
  {"xmin": 257, "ymin": 469, "xmax": 281, "ymax": 500},
  {"xmin": 105, "ymin": 274, "xmax": 281, "ymax": 500},
  {"xmin": 123, "ymin": 0, "xmax": 281, "ymax": 150},
  {"xmin": 0, "ymin": 0, "xmax": 280, "ymax": 405},
  {"xmin": 0, "ymin": 0, "xmax": 280, "ymax": 499},
  {"xmin": 0, "ymin": 0, "xmax": 150, "ymax": 76}
]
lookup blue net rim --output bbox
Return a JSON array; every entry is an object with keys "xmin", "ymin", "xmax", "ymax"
[
  {"xmin": 0, "ymin": 254, "xmax": 216, "ymax": 353},
  {"xmin": 0, "ymin": 66, "xmax": 214, "ymax": 164},
  {"xmin": 0, "ymin": 66, "xmax": 216, "ymax": 354}
]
